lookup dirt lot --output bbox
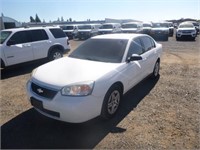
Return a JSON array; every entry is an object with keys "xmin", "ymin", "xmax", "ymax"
[{"xmin": 1, "ymin": 36, "xmax": 200, "ymax": 149}]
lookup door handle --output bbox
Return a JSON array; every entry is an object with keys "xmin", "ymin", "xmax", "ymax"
[{"xmin": 23, "ymin": 44, "xmax": 31, "ymax": 47}]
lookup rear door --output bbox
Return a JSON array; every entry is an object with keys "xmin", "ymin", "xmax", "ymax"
[
  {"xmin": 140, "ymin": 36, "xmax": 157, "ymax": 75},
  {"xmin": 4, "ymin": 31, "xmax": 34, "ymax": 66},
  {"xmin": 30, "ymin": 29, "xmax": 50, "ymax": 59}
]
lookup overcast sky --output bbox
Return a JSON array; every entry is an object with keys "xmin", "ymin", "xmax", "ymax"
[{"xmin": 1, "ymin": 0, "xmax": 199, "ymax": 22}]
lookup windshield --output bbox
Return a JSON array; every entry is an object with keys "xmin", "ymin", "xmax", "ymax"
[
  {"xmin": 100, "ymin": 25, "xmax": 113, "ymax": 29},
  {"xmin": 143, "ymin": 24, "xmax": 152, "ymax": 27},
  {"xmin": 152, "ymin": 23, "xmax": 168, "ymax": 28},
  {"xmin": 0, "ymin": 31, "xmax": 12, "ymax": 44},
  {"xmin": 60, "ymin": 26, "xmax": 74, "ymax": 30},
  {"xmin": 69, "ymin": 39, "xmax": 128, "ymax": 63},
  {"xmin": 78, "ymin": 25, "xmax": 91, "ymax": 29},
  {"xmin": 122, "ymin": 24, "xmax": 137, "ymax": 28},
  {"xmin": 179, "ymin": 24, "xmax": 194, "ymax": 28}
]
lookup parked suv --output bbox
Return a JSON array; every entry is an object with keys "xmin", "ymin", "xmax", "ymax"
[
  {"xmin": 150, "ymin": 22, "xmax": 169, "ymax": 41},
  {"xmin": 0, "ymin": 26, "xmax": 70, "ymax": 68},
  {"xmin": 176, "ymin": 22, "xmax": 197, "ymax": 41}
]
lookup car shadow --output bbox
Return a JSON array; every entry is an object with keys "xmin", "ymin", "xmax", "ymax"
[
  {"xmin": 0, "ymin": 59, "xmax": 48, "ymax": 80},
  {"xmin": 1, "ymin": 76, "xmax": 159, "ymax": 149}
]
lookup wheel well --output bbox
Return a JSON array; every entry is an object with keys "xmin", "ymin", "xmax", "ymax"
[
  {"xmin": 157, "ymin": 58, "xmax": 160, "ymax": 63},
  {"xmin": 1, "ymin": 59, "xmax": 5, "ymax": 68},
  {"xmin": 111, "ymin": 82, "xmax": 124, "ymax": 94},
  {"xmin": 48, "ymin": 45, "xmax": 64, "ymax": 56}
]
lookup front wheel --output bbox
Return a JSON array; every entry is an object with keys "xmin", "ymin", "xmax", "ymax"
[
  {"xmin": 101, "ymin": 85, "xmax": 122, "ymax": 119},
  {"xmin": 48, "ymin": 49, "xmax": 63, "ymax": 61},
  {"xmin": 151, "ymin": 61, "xmax": 160, "ymax": 79}
]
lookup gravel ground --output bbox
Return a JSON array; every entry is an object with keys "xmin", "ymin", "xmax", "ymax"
[{"xmin": 1, "ymin": 35, "xmax": 200, "ymax": 149}]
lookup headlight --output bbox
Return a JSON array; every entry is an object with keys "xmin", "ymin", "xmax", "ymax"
[
  {"xmin": 61, "ymin": 81, "xmax": 94, "ymax": 96},
  {"xmin": 31, "ymin": 68, "xmax": 37, "ymax": 77},
  {"xmin": 177, "ymin": 30, "xmax": 182, "ymax": 33}
]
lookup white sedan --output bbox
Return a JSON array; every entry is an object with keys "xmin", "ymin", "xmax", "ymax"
[{"xmin": 26, "ymin": 34, "xmax": 162, "ymax": 123}]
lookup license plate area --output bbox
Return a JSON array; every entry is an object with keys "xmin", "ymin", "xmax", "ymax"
[{"xmin": 31, "ymin": 97, "xmax": 43, "ymax": 110}]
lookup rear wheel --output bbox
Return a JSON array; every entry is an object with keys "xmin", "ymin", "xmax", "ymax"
[
  {"xmin": 151, "ymin": 61, "xmax": 160, "ymax": 79},
  {"xmin": 48, "ymin": 49, "xmax": 63, "ymax": 61},
  {"xmin": 101, "ymin": 85, "xmax": 122, "ymax": 119}
]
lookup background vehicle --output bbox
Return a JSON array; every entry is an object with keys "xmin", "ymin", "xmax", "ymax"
[
  {"xmin": 176, "ymin": 22, "xmax": 197, "ymax": 41},
  {"xmin": 0, "ymin": 26, "xmax": 70, "ymax": 68},
  {"xmin": 27, "ymin": 33, "xmax": 162, "ymax": 123},
  {"xmin": 165, "ymin": 21, "xmax": 174, "ymax": 36},
  {"xmin": 60, "ymin": 24, "xmax": 78, "ymax": 39},
  {"xmin": 98, "ymin": 23, "xmax": 121, "ymax": 34},
  {"xmin": 142, "ymin": 22, "xmax": 152, "ymax": 35},
  {"xmin": 77, "ymin": 24, "xmax": 101, "ymax": 39},
  {"xmin": 183, "ymin": 21, "xmax": 199, "ymax": 35},
  {"xmin": 121, "ymin": 22, "xmax": 143, "ymax": 33},
  {"xmin": 150, "ymin": 22, "xmax": 169, "ymax": 41}
]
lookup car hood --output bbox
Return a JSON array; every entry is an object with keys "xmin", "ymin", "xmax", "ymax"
[
  {"xmin": 64, "ymin": 30, "xmax": 74, "ymax": 32},
  {"xmin": 151, "ymin": 28, "xmax": 168, "ymax": 31},
  {"xmin": 32, "ymin": 57, "xmax": 121, "ymax": 88},
  {"xmin": 121, "ymin": 28, "xmax": 137, "ymax": 31},
  {"xmin": 177, "ymin": 28, "xmax": 196, "ymax": 31},
  {"xmin": 99, "ymin": 29, "xmax": 113, "ymax": 31},
  {"xmin": 78, "ymin": 29, "xmax": 92, "ymax": 32}
]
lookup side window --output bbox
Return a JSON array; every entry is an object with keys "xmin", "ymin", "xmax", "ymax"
[
  {"xmin": 31, "ymin": 29, "xmax": 49, "ymax": 42},
  {"xmin": 126, "ymin": 38, "xmax": 144, "ymax": 59},
  {"xmin": 7, "ymin": 31, "xmax": 31, "ymax": 45},
  {"xmin": 49, "ymin": 28, "xmax": 66, "ymax": 38},
  {"xmin": 140, "ymin": 36, "xmax": 153, "ymax": 52},
  {"xmin": 150, "ymin": 37, "xmax": 156, "ymax": 48}
]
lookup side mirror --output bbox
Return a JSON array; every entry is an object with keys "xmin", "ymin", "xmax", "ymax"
[
  {"xmin": 127, "ymin": 54, "xmax": 142, "ymax": 63},
  {"xmin": 7, "ymin": 40, "xmax": 15, "ymax": 46}
]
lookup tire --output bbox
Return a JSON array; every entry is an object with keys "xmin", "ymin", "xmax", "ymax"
[
  {"xmin": 151, "ymin": 61, "xmax": 160, "ymax": 79},
  {"xmin": 1, "ymin": 59, "xmax": 5, "ymax": 69},
  {"xmin": 164, "ymin": 35, "xmax": 168, "ymax": 41},
  {"xmin": 101, "ymin": 84, "xmax": 122, "ymax": 119},
  {"xmin": 48, "ymin": 49, "xmax": 63, "ymax": 61}
]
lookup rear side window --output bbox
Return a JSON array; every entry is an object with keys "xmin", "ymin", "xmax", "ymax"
[
  {"xmin": 30, "ymin": 29, "xmax": 49, "ymax": 42},
  {"xmin": 140, "ymin": 37, "xmax": 153, "ymax": 52},
  {"xmin": 8, "ymin": 31, "xmax": 31, "ymax": 45},
  {"xmin": 49, "ymin": 28, "xmax": 66, "ymax": 38}
]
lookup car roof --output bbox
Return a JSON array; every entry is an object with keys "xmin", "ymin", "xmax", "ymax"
[
  {"xmin": 122, "ymin": 22, "xmax": 141, "ymax": 25},
  {"xmin": 2, "ymin": 26, "xmax": 60, "ymax": 32},
  {"xmin": 91, "ymin": 33, "xmax": 145, "ymax": 40}
]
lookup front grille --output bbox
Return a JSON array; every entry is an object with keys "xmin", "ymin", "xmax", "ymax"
[
  {"xmin": 31, "ymin": 82, "xmax": 58, "ymax": 99},
  {"xmin": 182, "ymin": 30, "xmax": 192, "ymax": 33}
]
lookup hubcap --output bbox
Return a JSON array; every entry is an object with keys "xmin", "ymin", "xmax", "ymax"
[
  {"xmin": 53, "ymin": 52, "xmax": 62, "ymax": 60},
  {"xmin": 107, "ymin": 90, "xmax": 120, "ymax": 115}
]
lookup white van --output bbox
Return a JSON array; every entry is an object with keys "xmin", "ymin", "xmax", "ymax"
[
  {"xmin": 77, "ymin": 24, "xmax": 101, "ymax": 39},
  {"xmin": 60, "ymin": 24, "xmax": 78, "ymax": 39},
  {"xmin": 98, "ymin": 23, "xmax": 121, "ymax": 34},
  {"xmin": 121, "ymin": 22, "xmax": 143, "ymax": 33}
]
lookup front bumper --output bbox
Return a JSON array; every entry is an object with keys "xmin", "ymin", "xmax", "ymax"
[
  {"xmin": 27, "ymin": 80, "xmax": 103, "ymax": 123},
  {"xmin": 176, "ymin": 33, "xmax": 196, "ymax": 38}
]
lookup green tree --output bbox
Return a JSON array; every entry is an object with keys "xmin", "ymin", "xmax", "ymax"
[
  {"xmin": 30, "ymin": 16, "xmax": 35, "ymax": 22},
  {"xmin": 35, "ymin": 14, "xmax": 41, "ymax": 22}
]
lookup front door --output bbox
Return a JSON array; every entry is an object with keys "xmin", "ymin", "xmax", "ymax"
[{"xmin": 4, "ymin": 31, "xmax": 34, "ymax": 66}]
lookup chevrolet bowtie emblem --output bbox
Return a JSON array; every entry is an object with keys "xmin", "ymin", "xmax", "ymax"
[{"xmin": 37, "ymin": 88, "xmax": 44, "ymax": 93}]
